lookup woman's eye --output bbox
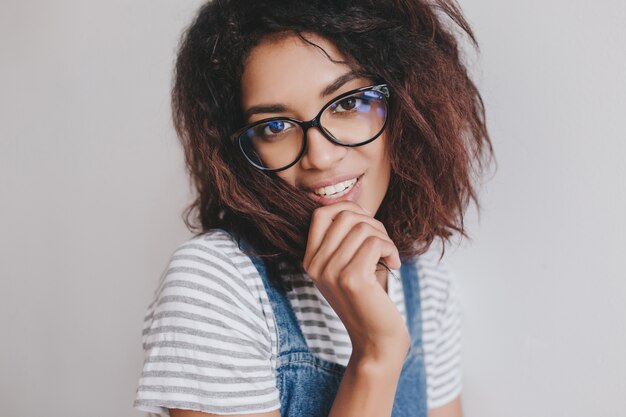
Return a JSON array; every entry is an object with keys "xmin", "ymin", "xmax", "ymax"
[
  {"xmin": 258, "ymin": 120, "xmax": 292, "ymax": 138},
  {"xmin": 333, "ymin": 97, "xmax": 362, "ymax": 112}
]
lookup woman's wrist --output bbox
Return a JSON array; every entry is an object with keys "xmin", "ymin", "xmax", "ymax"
[
  {"xmin": 328, "ymin": 348, "xmax": 407, "ymax": 417},
  {"xmin": 349, "ymin": 340, "xmax": 409, "ymax": 374},
  {"xmin": 350, "ymin": 327, "xmax": 411, "ymax": 365}
]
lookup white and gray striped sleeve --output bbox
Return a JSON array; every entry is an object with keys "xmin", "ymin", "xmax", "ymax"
[
  {"xmin": 133, "ymin": 235, "xmax": 280, "ymax": 416},
  {"xmin": 418, "ymin": 248, "xmax": 463, "ymax": 409}
]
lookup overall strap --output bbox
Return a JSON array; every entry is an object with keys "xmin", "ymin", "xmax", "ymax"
[
  {"xmin": 400, "ymin": 258, "xmax": 424, "ymax": 354},
  {"xmin": 392, "ymin": 257, "xmax": 428, "ymax": 417},
  {"xmin": 237, "ymin": 239, "xmax": 310, "ymax": 356}
]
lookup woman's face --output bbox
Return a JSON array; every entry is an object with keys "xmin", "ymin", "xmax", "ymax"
[{"xmin": 240, "ymin": 33, "xmax": 391, "ymax": 215}]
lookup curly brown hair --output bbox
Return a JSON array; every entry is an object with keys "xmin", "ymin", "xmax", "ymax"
[{"xmin": 172, "ymin": 0, "xmax": 494, "ymax": 291}]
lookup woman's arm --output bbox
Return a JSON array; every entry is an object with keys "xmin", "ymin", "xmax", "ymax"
[
  {"xmin": 326, "ymin": 346, "xmax": 408, "ymax": 417},
  {"xmin": 303, "ymin": 201, "xmax": 411, "ymax": 417}
]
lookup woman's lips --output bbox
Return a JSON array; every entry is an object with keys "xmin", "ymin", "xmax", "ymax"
[{"xmin": 306, "ymin": 174, "xmax": 364, "ymax": 205}]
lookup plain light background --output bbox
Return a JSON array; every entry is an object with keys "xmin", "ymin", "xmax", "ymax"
[{"xmin": 1, "ymin": 0, "xmax": 625, "ymax": 416}]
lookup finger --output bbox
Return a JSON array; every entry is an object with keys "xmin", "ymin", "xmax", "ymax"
[
  {"xmin": 303, "ymin": 201, "xmax": 370, "ymax": 268},
  {"xmin": 306, "ymin": 207, "xmax": 385, "ymax": 276},
  {"xmin": 339, "ymin": 236, "xmax": 401, "ymax": 292},
  {"xmin": 314, "ymin": 218, "xmax": 392, "ymax": 279},
  {"xmin": 312, "ymin": 211, "xmax": 388, "ymax": 265}
]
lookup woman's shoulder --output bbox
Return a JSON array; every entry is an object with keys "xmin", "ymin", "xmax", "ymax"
[
  {"xmin": 162, "ymin": 228, "xmax": 258, "ymax": 285},
  {"xmin": 414, "ymin": 240, "xmax": 456, "ymax": 293},
  {"xmin": 135, "ymin": 229, "xmax": 280, "ymax": 416},
  {"xmin": 413, "ymin": 241, "xmax": 459, "ymax": 331},
  {"xmin": 172, "ymin": 228, "xmax": 246, "ymax": 259},
  {"xmin": 146, "ymin": 228, "xmax": 269, "ymax": 340}
]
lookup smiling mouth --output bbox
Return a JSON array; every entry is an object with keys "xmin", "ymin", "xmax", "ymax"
[
  {"xmin": 305, "ymin": 174, "xmax": 365, "ymax": 204},
  {"xmin": 313, "ymin": 177, "xmax": 359, "ymax": 199}
]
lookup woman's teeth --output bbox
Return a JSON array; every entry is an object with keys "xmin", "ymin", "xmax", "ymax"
[{"xmin": 313, "ymin": 177, "xmax": 358, "ymax": 199}]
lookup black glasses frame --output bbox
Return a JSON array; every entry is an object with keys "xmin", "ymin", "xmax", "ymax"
[{"xmin": 231, "ymin": 83, "xmax": 391, "ymax": 172}]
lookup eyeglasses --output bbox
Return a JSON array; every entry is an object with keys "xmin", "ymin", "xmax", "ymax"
[{"xmin": 231, "ymin": 83, "xmax": 391, "ymax": 172}]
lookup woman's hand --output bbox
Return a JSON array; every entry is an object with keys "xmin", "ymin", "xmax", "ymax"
[{"xmin": 302, "ymin": 201, "xmax": 410, "ymax": 362}]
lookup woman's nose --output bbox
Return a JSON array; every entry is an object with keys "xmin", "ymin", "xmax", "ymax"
[{"xmin": 299, "ymin": 127, "xmax": 347, "ymax": 170}]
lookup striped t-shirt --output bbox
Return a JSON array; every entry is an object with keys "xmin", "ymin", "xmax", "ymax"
[{"xmin": 134, "ymin": 229, "xmax": 461, "ymax": 416}]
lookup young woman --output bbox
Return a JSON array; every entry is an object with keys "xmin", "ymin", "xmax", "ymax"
[{"xmin": 134, "ymin": 1, "xmax": 492, "ymax": 416}]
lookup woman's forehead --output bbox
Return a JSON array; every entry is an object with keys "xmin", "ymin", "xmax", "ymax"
[{"xmin": 240, "ymin": 33, "xmax": 358, "ymax": 114}]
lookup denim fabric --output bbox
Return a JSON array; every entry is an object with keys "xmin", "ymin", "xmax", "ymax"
[{"xmin": 240, "ymin": 237, "xmax": 427, "ymax": 417}]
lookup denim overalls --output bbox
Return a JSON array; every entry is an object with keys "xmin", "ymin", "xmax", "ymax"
[{"xmin": 240, "ymin": 238, "xmax": 428, "ymax": 417}]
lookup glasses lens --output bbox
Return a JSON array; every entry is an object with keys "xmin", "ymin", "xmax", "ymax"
[
  {"xmin": 238, "ymin": 119, "xmax": 304, "ymax": 170},
  {"xmin": 320, "ymin": 89, "xmax": 388, "ymax": 145}
]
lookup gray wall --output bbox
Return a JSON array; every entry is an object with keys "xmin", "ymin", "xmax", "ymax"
[
  {"xmin": 1, "ymin": 0, "xmax": 624, "ymax": 416},
  {"xmin": 449, "ymin": 1, "xmax": 626, "ymax": 415}
]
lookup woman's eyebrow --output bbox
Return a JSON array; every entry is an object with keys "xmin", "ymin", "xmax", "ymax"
[
  {"xmin": 319, "ymin": 71, "xmax": 359, "ymax": 98},
  {"xmin": 244, "ymin": 104, "xmax": 287, "ymax": 120},
  {"xmin": 243, "ymin": 71, "xmax": 359, "ymax": 120}
]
